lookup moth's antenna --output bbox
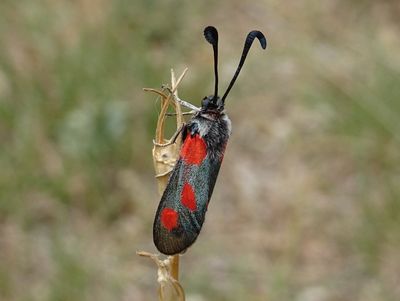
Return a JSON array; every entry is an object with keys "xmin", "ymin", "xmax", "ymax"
[
  {"xmin": 221, "ymin": 30, "xmax": 267, "ymax": 103},
  {"xmin": 204, "ymin": 26, "xmax": 219, "ymax": 103}
]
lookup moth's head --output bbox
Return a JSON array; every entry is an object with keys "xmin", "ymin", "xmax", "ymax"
[{"xmin": 201, "ymin": 95, "xmax": 224, "ymax": 112}]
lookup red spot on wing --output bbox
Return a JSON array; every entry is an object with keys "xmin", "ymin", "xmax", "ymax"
[
  {"xmin": 181, "ymin": 183, "xmax": 197, "ymax": 211},
  {"xmin": 160, "ymin": 208, "xmax": 178, "ymax": 231},
  {"xmin": 181, "ymin": 134, "xmax": 207, "ymax": 165}
]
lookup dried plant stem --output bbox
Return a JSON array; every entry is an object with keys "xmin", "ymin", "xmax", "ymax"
[
  {"xmin": 169, "ymin": 255, "xmax": 180, "ymax": 281},
  {"xmin": 137, "ymin": 251, "xmax": 185, "ymax": 301},
  {"xmin": 138, "ymin": 68, "xmax": 188, "ymax": 301},
  {"xmin": 167, "ymin": 69, "xmax": 184, "ymax": 284}
]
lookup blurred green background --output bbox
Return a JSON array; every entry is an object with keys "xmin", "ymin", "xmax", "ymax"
[{"xmin": 1, "ymin": 0, "xmax": 400, "ymax": 300}]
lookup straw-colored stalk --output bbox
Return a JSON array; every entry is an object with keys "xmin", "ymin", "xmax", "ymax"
[{"xmin": 137, "ymin": 68, "xmax": 188, "ymax": 301}]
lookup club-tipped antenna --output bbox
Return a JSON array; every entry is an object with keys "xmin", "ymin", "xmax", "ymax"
[
  {"xmin": 221, "ymin": 30, "xmax": 267, "ymax": 103},
  {"xmin": 204, "ymin": 26, "xmax": 219, "ymax": 103}
]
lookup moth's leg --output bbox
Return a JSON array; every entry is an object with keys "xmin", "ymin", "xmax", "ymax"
[
  {"xmin": 173, "ymin": 96, "xmax": 200, "ymax": 112},
  {"xmin": 163, "ymin": 86, "xmax": 201, "ymax": 112},
  {"xmin": 171, "ymin": 124, "xmax": 185, "ymax": 144},
  {"xmin": 166, "ymin": 111, "xmax": 195, "ymax": 116},
  {"xmin": 153, "ymin": 124, "xmax": 185, "ymax": 147}
]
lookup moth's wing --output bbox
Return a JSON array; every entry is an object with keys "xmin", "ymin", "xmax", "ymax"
[
  {"xmin": 176, "ymin": 156, "xmax": 223, "ymax": 246},
  {"xmin": 153, "ymin": 133, "xmax": 223, "ymax": 255},
  {"xmin": 153, "ymin": 158, "xmax": 188, "ymax": 255}
]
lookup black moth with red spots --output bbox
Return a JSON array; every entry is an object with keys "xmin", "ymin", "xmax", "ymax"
[{"xmin": 153, "ymin": 26, "xmax": 267, "ymax": 255}]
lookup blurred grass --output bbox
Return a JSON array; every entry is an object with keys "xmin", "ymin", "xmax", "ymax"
[{"xmin": 1, "ymin": 0, "xmax": 400, "ymax": 300}]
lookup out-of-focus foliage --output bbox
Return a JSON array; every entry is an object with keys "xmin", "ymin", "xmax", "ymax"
[{"xmin": 0, "ymin": 0, "xmax": 399, "ymax": 300}]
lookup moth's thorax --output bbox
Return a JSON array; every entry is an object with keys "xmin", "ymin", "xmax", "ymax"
[
  {"xmin": 188, "ymin": 111, "xmax": 231, "ymax": 163},
  {"xmin": 194, "ymin": 111, "xmax": 231, "ymax": 138}
]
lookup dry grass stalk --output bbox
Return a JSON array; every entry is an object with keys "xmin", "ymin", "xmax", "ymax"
[{"xmin": 137, "ymin": 68, "xmax": 188, "ymax": 301}]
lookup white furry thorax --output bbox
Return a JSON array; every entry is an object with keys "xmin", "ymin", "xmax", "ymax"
[{"xmin": 194, "ymin": 111, "xmax": 232, "ymax": 138}]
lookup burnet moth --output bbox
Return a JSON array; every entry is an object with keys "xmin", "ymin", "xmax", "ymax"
[{"xmin": 153, "ymin": 26, "xmax": 267, "ymax": 255}]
